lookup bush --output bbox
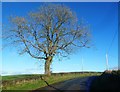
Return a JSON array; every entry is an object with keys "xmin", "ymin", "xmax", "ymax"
[{"xmin": 90, "ymin": 70, "xmax": 120, "ymax": 92}]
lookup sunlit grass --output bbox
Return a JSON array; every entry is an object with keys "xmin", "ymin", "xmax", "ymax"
[{"xmin": 2, "ymin": 73, "xmax": 101, "ymax": 91}]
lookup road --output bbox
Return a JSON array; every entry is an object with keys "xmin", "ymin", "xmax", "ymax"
[{"xmin": 32, "ymin": 76, "xmax": 96, "ymax": 92}]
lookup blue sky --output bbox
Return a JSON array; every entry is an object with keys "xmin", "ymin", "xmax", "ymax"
[
  {"xmin": 1, "ymin": 2, "xmax": 118, "ymax": 76},
  {"xmin": 1, "ymin": 0, "xmax": 120, "ymax": 2}
]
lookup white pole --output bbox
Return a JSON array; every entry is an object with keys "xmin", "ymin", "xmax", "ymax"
[{"xmin": 106, "ymin": 53, "xmax": 109, "ymax": 71}]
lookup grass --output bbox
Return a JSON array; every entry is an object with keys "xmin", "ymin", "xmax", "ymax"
[
  {"xmin": 2, "ymin": 72, "xmax": 101, "ymax": 91},
  {"xmin": 0, "ymin": 75, "xmax": 2, "ymax": 91}
]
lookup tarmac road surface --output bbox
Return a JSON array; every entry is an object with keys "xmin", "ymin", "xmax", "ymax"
[{"xmin": 32, "ymin": 76, "xmax": 97, "ymax": 92}]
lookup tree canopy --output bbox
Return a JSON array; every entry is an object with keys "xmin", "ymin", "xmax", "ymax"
[{"xmin": 3, "ymin": 4, "xmax": 91, "ymax": 76}]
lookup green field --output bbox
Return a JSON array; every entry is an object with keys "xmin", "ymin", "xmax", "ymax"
[
  {"xmin": 0, "ymin": 75, "xmax": 2, "ymax": 91},
  {"xmin": 2, "ymin": 72, "xmax": 101, "ymax": 91}
]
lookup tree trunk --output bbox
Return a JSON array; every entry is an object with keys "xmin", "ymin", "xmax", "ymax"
[{"xmin": 45, "ymin": 56, "xmax": 52, "ymax": 76}]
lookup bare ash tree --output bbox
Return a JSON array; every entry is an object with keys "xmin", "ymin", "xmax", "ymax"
[{"xmin": 3, "ymin": 4, "xmax": 91, "ymax": 76}]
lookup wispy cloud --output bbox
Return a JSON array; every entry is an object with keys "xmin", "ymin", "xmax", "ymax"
[
  {"xmin": 1, "ymin": 68, "xmax": 44, "ymax": 76},
  {"xmin": 1, "ymin": 71, "xmax": 15, "ymax": 76}
]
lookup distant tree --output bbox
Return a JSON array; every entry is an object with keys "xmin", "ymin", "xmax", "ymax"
[{"xmin": 3, "ymin": 4, "xmax": 91, "ymax": 76}]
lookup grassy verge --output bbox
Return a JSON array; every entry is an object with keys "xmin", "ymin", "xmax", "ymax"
[
  {"xmin": 0, "ymin": 75, "xmax": 2, "ymax": 91},
  {"xmin": 2, "ymin": 72, "xmax": 101, "ymax": 91},
  {"xmin": 90, "ymin": 70, "xmax": 120, "ymax": 91}
]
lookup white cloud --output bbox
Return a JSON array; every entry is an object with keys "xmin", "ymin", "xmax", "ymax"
[
  {"xmin": 1, "ymin": 68, "xmax": 44, "ymax": 76},
  {"xmin": 1, "ymin": 71, "xmax": 15, "ymax": 76}
]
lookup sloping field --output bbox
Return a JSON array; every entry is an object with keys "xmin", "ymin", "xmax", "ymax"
[{"xmin": 2, "ymin": 72, "xmax": 101, "ymax": 91}]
